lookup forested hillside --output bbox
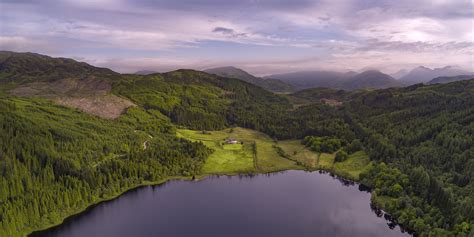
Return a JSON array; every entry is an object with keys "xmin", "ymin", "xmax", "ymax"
[
  {"xmin": 205, "ymin": 66, "xmax": 294, "ymax": 93},
  {"xmin": 0, "ymin": 98, "xmax": 211, "ymax": 236},
  {"xmin": 0, "ymin": 52, "xmax": 473, "ymax": 236},
  {"xmin": 346, "ymin": 81, "xmax": 474, "ymax": 235},
  {"xmin": 286, "ymin": 81, "xmax": 474, "ymax": 235}
]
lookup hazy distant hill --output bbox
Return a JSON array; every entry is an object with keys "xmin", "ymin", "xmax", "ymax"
[
  {"xmin": 391, "ymin": 69, "xmax": 409, "ymax": 79},
  {"xmin": 342, "ymin": 70, "xmax": 401, "ymax": 90},
  {"xmin": 264, "ymin": 71, "xmax": 351, "ymax": 90},
  {"xmin": 399, "ymin": 66, "xmax": 470, "ymax": 85},
  {"xmin": 135, "ymin": 70, "xmax": 159, "ymax": 75},
  {"xmin": 428, "ymin": 75, "xmax": 474, "ymax": 85},
  {"xmin": 265, "ymin": 70, "xmax": 401, "ymax": 90},
  {"xmin": 205, "ymin": 66, "xmax": 294, "ymax": 93}
]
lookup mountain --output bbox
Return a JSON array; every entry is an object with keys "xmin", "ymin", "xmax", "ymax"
[
  {"xmin": 264, "ymin": 70, "xmax": 350, "ymax": 90},
  {"xmin": 135, "ymin": 70, "xmax": 159, "ymax": 75},
  {"xmin": 0, "ymin": 51, "xmax": 132, "ymax": 119},
  {"xmin": 343, "ymin": 70, "xmax": 401, "ymax": 90},
  {"xmin": 399, "ymin": 66, "xmax": 470, "ymax": 85},
  {"xmin": 0, "ymin": 51, "xmax": 116, "ymax": 83},
  {"xmin": 428, "ymin": 74, "xmax": 474, "ymax": 84},
  {"xmin": 265, "ymin": 70, "xmax": 401, "ymax": 90},
  {"xmin": 2, "ymin": 51, "xmax": 474, "ymax": 237},
  {"xmin": 391, "ymin": 69, "xmax": 409, "ymax": 79},
  {"xmin": 205, "ymin": 66, "xmax": 294, "ymax": 93},
  {"xmin": 1, "ymin": 52, "xmax": 291, "ymax": 124}
]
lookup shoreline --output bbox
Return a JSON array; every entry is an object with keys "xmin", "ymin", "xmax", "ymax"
[
  {"xmin": 27, "ymin": 168, "xmax": 410, "ymax": 237},
  {"xmin": 27, "ymin": 168, "xmax": 307, "ymax": 236},
  {"xmin": 27, "ymin": 176, "xmax": 192, "ymax": 237}
]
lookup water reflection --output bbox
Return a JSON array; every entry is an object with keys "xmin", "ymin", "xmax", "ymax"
[{"xmin": 31, "ymin": 170, "xmax": 411, "ymax": 237}]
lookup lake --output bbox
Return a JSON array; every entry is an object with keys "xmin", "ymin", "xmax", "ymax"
[{"xmin": 30, "ymin": 170, "xmax": 410, "ymax": 237}]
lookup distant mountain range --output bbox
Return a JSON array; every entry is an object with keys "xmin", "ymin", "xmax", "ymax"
[
  {"xmin": 204, "ymin": 66, "xmax": 294, "ymax": 93},
  {"xmin": 399, "ymin": 66, "xmax": 471, "ymax": 85},
  {"xmin": 428, "ymin": 75, "xmax": 474, "ymax": 85},
  {"xmin": 132, "ymin": 65, "xmax": 473, "ymax": 91},
  {"xmin": 264, "ymin": 70, "xmax": 402, "ymax": 90},
  {"xmin": 3, "ymin": 51, "xmax": 474, "ymax": 237}
]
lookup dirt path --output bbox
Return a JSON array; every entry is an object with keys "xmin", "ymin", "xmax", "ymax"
[{"xmin": 135, "ymin": 130, "xmax": 153, "ymax": 150}]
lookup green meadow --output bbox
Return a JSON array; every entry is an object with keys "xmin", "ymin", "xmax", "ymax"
[
  {"xmin": 277, "ymin": 140, "xmax": 370, "ymax": 180},
  {"xmin": 177, "ymin": 128, "xmax": 370, "ymax": 180},
  {"xmin": 177, "ymin": 127, "xmax": 301, "ymax": 174}
]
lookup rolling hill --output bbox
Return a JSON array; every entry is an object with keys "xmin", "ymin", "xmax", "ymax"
[
  {"xmin": 1, "ymin": 51, "xmax": 473, "ymax": 237},
  {"xmin": 390, "ymin": 69, "xmax": 409, "ymax": 79},
  {"xmin": 134, "ymin": 70, "xmax": 159, "ymax": 75},
  {"xmin": 399, "ymin": 66, "xmax": 470, "ymax": 85},
  {"xmin": 0, "ymin": 51, "xmax": 116, "ymax": 82},
  {"xmin": 265, "ymin": 70, "xmax": 401, "ymax": 90},
  {"xmin": 342, "ymin": 70, "xmax": 401, "ymax": 90},
  {"xmin": 205, "ymin": 66, "xmax": 294, "ymax": 93},
  {"xmin": 264, "ymin": 70, "xmax": 351, "ymax": 90},
  {"xmin": 428, "ymin": 75, "xmax": 474, "ymax": 84}
]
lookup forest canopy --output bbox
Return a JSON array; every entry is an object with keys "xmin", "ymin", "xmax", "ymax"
[{"xmin": 0, "ymin": 52, "xmax": 473, "ymax": 236}]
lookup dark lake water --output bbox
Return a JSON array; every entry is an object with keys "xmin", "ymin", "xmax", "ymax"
[{"xmin": 31, "ymin": 170, "xmax": 410, "ymax": 237}]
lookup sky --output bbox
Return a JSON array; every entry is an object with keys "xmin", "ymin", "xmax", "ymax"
[{"xmin": 0, "ymin": 0, "xmax": 473, "ymax": 75}]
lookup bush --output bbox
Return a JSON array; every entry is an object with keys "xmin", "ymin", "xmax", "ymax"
[
  {"xmin": 303, "ymin": 136, "xmax": 342, "ymax": 153},
  {"xmin": 346, "ymin": 139, "xmax": 363, "ymax": 154},
  {"xmin": 334, "ymin": 150, "xmax": 348, "ymax": 162}
]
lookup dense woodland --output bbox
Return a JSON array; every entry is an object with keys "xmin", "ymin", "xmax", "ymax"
[
  {"xmin": 0, "ymin": 52, "xmax": 473, "ymax": 236},
  {"xmin": 348, "ymin": 81, "xmax": 474, "ymax": 235},
  {"xmin": 0, "ymin": 99, "xmax": 211, "ymax": 236}
]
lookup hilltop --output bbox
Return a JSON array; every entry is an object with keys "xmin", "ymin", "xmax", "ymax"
[{"xmin": 205, "ymin": 66, "xmax": 294, "ymax": 93}]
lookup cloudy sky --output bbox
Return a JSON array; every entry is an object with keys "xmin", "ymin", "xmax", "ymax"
[{"xmin": 1, "ymin": 0, "xmax": 473, "ymax": 75}]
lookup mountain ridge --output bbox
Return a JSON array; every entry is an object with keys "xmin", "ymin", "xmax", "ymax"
[
  {"xmin": 399, "ymin": 66, "xmax": 470, "ymax": 85},
  {"xmin": 204, "ymin": 66, "xmax": 294, "ymax": 93},
  {"xmin": 428, "ymin": 74, "xmax": 474, "ymax": 84},
  {"xmin": 265, "ymin": 69, "xmax": 401, "ymax": 90}
]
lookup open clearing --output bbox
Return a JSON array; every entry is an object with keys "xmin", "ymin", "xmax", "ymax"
[
  {"xmin": 177, "ymin": 127, "xmax": 301, "ymax": 174},
  {"xmin": 275, "ymin": 141, "xmax": 370, "ymax": 180},
  {"xmin": 9, "ymin": 77, "xmax": 135, "ymax": 119},
  {"xmin": 177, "ymin": 127, "xmax": 370, "ymax": 180}
]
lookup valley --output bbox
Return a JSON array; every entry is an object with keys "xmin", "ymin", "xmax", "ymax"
[
  {"xmin": 2, "ymin": 1, "xmax": 473, "ymax": 236},
  {"xmin": 0, "ymin": 52, "xmax": 473, "ymax": 236}
]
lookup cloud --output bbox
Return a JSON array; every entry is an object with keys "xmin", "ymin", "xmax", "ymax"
[
  {"xmin": 0, "ymin": 36, "xmax": 61, "ymax": 53},
  {"xmin": 213, "ymin": 27, "xmax": 234, "ymax": 34},
  {"xmin": 0, "ymin": 0, "xmax": 472, "ymax": 73},
  {"xmin": 213, "ymin": 27, "xmax": 248, "ymax": 38},
  {"xmin": 94, "ymin": 56, "xmax": 197, "ymax": 73}
]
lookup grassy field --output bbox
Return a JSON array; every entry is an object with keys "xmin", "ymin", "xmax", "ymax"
[
  {"xmin": 277, "ymin": 140, "xmax": 318, "ymax": 166},
  {"xmin": 276, "ymin": 141, "xmax": 370, "ymax": 180},
  {"xmin": 332, "ymin": 151, "xmax": 371, "ymax": 180},
  {"xmin": 177, "ymin": 127, "xmax": 370, "ymax": 180},
  {"xmin": 177, "ymin": 127, "xmax": 301, "ymax": 174}
]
